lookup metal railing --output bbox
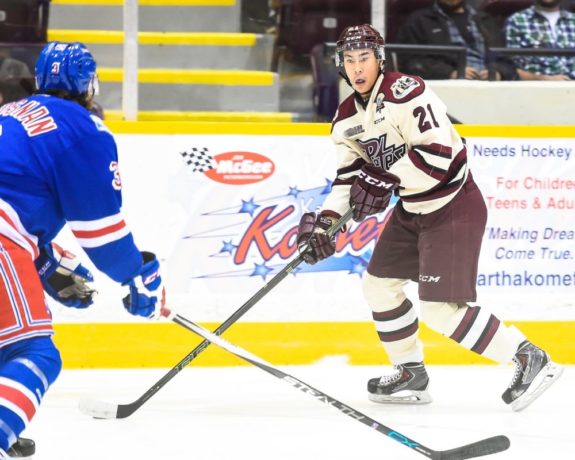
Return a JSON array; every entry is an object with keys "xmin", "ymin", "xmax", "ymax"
[
  {"xmin": 325, "ymin": 42, "xmax": 575, "ymax": 81},
  {"xmin": 324, "ymin": 42, "xmax": 468, "ymax": 79},
  {"xmin": 486, "ymin": 46, "xmax": 575, "ymax": 80}
]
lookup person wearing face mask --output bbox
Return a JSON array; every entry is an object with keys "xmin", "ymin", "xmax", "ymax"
[
  {"xmin": 505, "ymin": 0, "xmax": 575, "ymax": 80},
  {"xmin": 296, "ymin": 24, "xmax": 562, "ymax": 411},
  {"xmin": 397, "ymin": 0, "xmax": 517, "ymax": 80}
]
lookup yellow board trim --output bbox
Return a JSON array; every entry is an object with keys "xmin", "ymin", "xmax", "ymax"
[
  {"xmin": 106, "ymin": 121, "xmax": 326, "ymax": 135},
  {"xmin": 52, "ymin": 321, "xmax": 575, "ymax": 368},
  {"xmin": 457, "ymin": 125, "xmax": 575, "ymax": 138},
  {"xmin": 98, "ymin": 68, "xmax": 274, "ymax": 85},
  {"xmin": 48, "ymin": 30, "xmax": 257, "ymax": 46},
  {"xmin": 52, "ymin": 0, "xmax": 236, "ymax": 6},
  {"xmin": 103, "ymin": 122, "xmax": 575, "ymax": 137},
  {"xmin": 105, "ymin": 110, "xmax": 292, "ymax": 123}
]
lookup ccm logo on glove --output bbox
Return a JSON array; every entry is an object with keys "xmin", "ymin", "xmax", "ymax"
[
  {"xmin": 350, "ymin": 165, "xmax": 400, "ymax": 222},
  {"xmin": 358, "ymin": 170, "xmax": 398, "ymax": 189}
]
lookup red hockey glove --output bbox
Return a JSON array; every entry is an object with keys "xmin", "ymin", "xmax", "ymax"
[
  {"xmin": 296, "ymin": 211, "xmax": 341, "ymax": 265},
  {"xmin": 350, "ymin": 165, "xmax": 400, "ymax": 222}
]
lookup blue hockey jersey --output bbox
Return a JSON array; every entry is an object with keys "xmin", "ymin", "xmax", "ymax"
[{"xmin": 0, "ymin": 95, "xmax": 142, "ymax": 283}]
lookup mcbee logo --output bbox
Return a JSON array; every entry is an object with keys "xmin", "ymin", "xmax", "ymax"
[{"xmin": 204, "ymin": 152, "xmax": 275, "ymax": 185}]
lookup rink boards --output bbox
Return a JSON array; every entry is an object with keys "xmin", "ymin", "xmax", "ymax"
[{"xmin": 49, "ymin": 122, "xmax": 575, "ymax": 368}]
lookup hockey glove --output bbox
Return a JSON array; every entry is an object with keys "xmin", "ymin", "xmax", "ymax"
[
  {"xmin": 35, "ymin": 243, "xmax": 96, "ymax": 308},
  {"xmin": 296, "ymin": 210, "xmax": 340, "ymax": 265},
  {"xmin": 122, "ymin": 252, "xmax": 165, "ymax": 319},
  {"xmin": 350, "ymin": 165, "xmax": 400, "ymax": 222}
]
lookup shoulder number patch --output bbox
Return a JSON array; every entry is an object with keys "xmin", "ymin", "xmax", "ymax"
[
  {"xmin": 109, "ymin": 161, "xmax": 122, "ymax": 190},
  {"xmin": 390, "ymin": 76, "xmax": 420, "ymax": 99}
]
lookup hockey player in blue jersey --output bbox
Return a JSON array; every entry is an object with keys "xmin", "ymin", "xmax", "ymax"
[{"xmin": 0, "ymin": 42, "xmax": 165, "ymax": 458}]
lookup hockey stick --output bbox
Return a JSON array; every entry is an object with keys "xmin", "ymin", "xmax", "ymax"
[
  {"xmin": 79, "ymin": 208, "xmax": 353, "ymax": 419},
  {"xmin": 169, "ymin": 311, "xmax": 511, "ymax": 460}
]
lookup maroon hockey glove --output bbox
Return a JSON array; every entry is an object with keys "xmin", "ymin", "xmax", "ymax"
[
  {"xmin": 350, "ymin": 165, "xmax": 400, "ymax": 222},
  {"xmin": 296, "ymin": 211, "xmax": 340, "ymax": 265}
]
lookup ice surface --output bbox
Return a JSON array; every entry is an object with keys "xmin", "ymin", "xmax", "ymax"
[{"xmin": 24, "ymin": 364, "xmax": 574, "ymax": 459}]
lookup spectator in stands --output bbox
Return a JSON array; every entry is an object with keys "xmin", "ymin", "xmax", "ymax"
[
  {"xmin": 505, "ymin": 0, "xmax": 575, "ymax": 80},
  {"xmin": 397, "ymin": 0, "xmax": 517, "ymax": 80},
  {"xmin": 0, "ymin": 48, "xmax": 32, "ymax": 80},
  {"xmin": 0, "ymin": 47, "xmax": 33, "ymax": 106}
]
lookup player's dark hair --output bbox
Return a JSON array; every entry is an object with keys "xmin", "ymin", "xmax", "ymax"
[{"xmin": 34, "ymin": 89, "xmax": 93, "ymax": 110}]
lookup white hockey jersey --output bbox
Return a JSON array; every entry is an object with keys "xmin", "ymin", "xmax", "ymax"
[{"xmin": 322, "ymin": 71, "xmax": 469, "ymax": 216}]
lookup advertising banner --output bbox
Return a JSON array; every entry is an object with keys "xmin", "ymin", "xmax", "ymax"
[
  {"xmin": 467, "ymin": 137, "xmax": 574, "ymax": 318},
  {"xmin": 52, "ymin": 133, "xmax": 574, "ymax": 323}
]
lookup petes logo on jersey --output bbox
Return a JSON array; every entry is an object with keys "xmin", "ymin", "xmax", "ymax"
[
  {"xmin": 358, "ymin": 133, "xmax": 406, "ymax": 170},
  {"xmin": 390, "ymin": 76, "xmax": 419, "ymax": 99}
]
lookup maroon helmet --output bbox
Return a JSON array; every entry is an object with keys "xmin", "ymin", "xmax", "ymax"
[{"xmin": 335, "ymin": 24, "xmax": 385, "ymax": 67}]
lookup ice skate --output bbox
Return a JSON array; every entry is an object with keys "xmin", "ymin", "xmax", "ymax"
[
  {"xmin": 368, "ymin": 362, "xmax": 432, "ymax": 404},
  {"xmin": 502, "ymin": 341, "xmax": 563, "ymax": 412},
  {"xmin": 7, "ymin": 438, "xmax": 35, "ymax": 458}
]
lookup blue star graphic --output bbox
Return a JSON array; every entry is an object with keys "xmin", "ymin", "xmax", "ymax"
[
  {"xmin": 239, "ymin": 198, "xmax": 260, "ymax": 217},
  {"xmin": 219, "ymin": 240, "xmax": 236, "ymax": 254},
  {"xmin": 292, "ymin": 265, "xmax": 304, "ymax": 276},
  {"xmin": 321, "ymin": 178, "xmax": 333, "ymax": 194},
  {"xmin": 251, "ymin": 262, "xmax": 274, "ymax": 280},
  {"xmin": 349, "ymin": 260, "xmax": 365, "ymax": 276},
  {"xmin": 287, "ymin": 186, "xmax": 301, "ymax": 198}
]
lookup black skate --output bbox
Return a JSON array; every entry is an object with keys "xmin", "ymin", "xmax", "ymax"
[
  {"xmin": 368, "ymin": 362, "xmax": 432, "ymax": 404},
  {"xmin": 7, "ymin": 438, "xmax": 35, "ymax": 458},
  {"xmin": 502, "ymin": 341, "xmax": 563, "ymax": 412}
]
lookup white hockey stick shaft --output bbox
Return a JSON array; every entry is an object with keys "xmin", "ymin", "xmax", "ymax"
[{"xmin": 170, "ymin": 311, "xmax": 510, "ymax": 460}]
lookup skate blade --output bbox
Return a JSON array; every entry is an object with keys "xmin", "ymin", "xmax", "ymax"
[
  {"xmin": 511, "ymin": 361, "xmax": 564, "ymax": 412},
  {"xmin": 368, "ymin": 389, "xmax": 432, "ymax": 405}
]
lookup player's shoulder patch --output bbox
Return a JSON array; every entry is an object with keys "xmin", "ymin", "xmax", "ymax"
[
  {"xmin": 381, "ymin": 72, "xmax": 425, "ymax": 103},
  {"xmin": 331, "ymin": 93, "xmax": 358, "ymax": 129}
]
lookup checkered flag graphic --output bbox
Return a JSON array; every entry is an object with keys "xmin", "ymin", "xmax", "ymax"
[{"xmin": 180, "ymin": 147, "xmax": 216, "ymax": 173}]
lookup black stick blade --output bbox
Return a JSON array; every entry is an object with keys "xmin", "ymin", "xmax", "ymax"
[{"xmin": 435, "ymin": 435, "xmax": 510, "ymax": 460}]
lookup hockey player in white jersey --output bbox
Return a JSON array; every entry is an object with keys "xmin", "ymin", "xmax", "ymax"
[{"xmin": 296, "ymin": 24, "xmax": 562, "ymax": 411}]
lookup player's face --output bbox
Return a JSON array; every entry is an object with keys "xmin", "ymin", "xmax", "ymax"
[{"xmin": 343, "ymin": 49, "xmax": 380, "ymax": 97}]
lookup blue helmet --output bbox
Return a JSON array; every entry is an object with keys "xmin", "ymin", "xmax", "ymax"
[{"xmin": 35, "ymin": 41, "xmax": 98, "ymax": 96}]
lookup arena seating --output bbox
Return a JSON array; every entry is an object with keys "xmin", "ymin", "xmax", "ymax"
[
  {"xmin": 310, "ymin": 43, "xmax": 339, "ymax": 121},
  {"xmin": 0, "ymin": 0, "xmax": 49, "ymax": 43},
  {"xmin": 384, "ymin": 0, "xmax": 434, "ymax": 42},
  {"xmin": 274, "ymin": 0, "xmax": 370, "ymax": 66},
  {"xmin": 480, "ymin": 0, "xmax": 575, "ymax": 26}
]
